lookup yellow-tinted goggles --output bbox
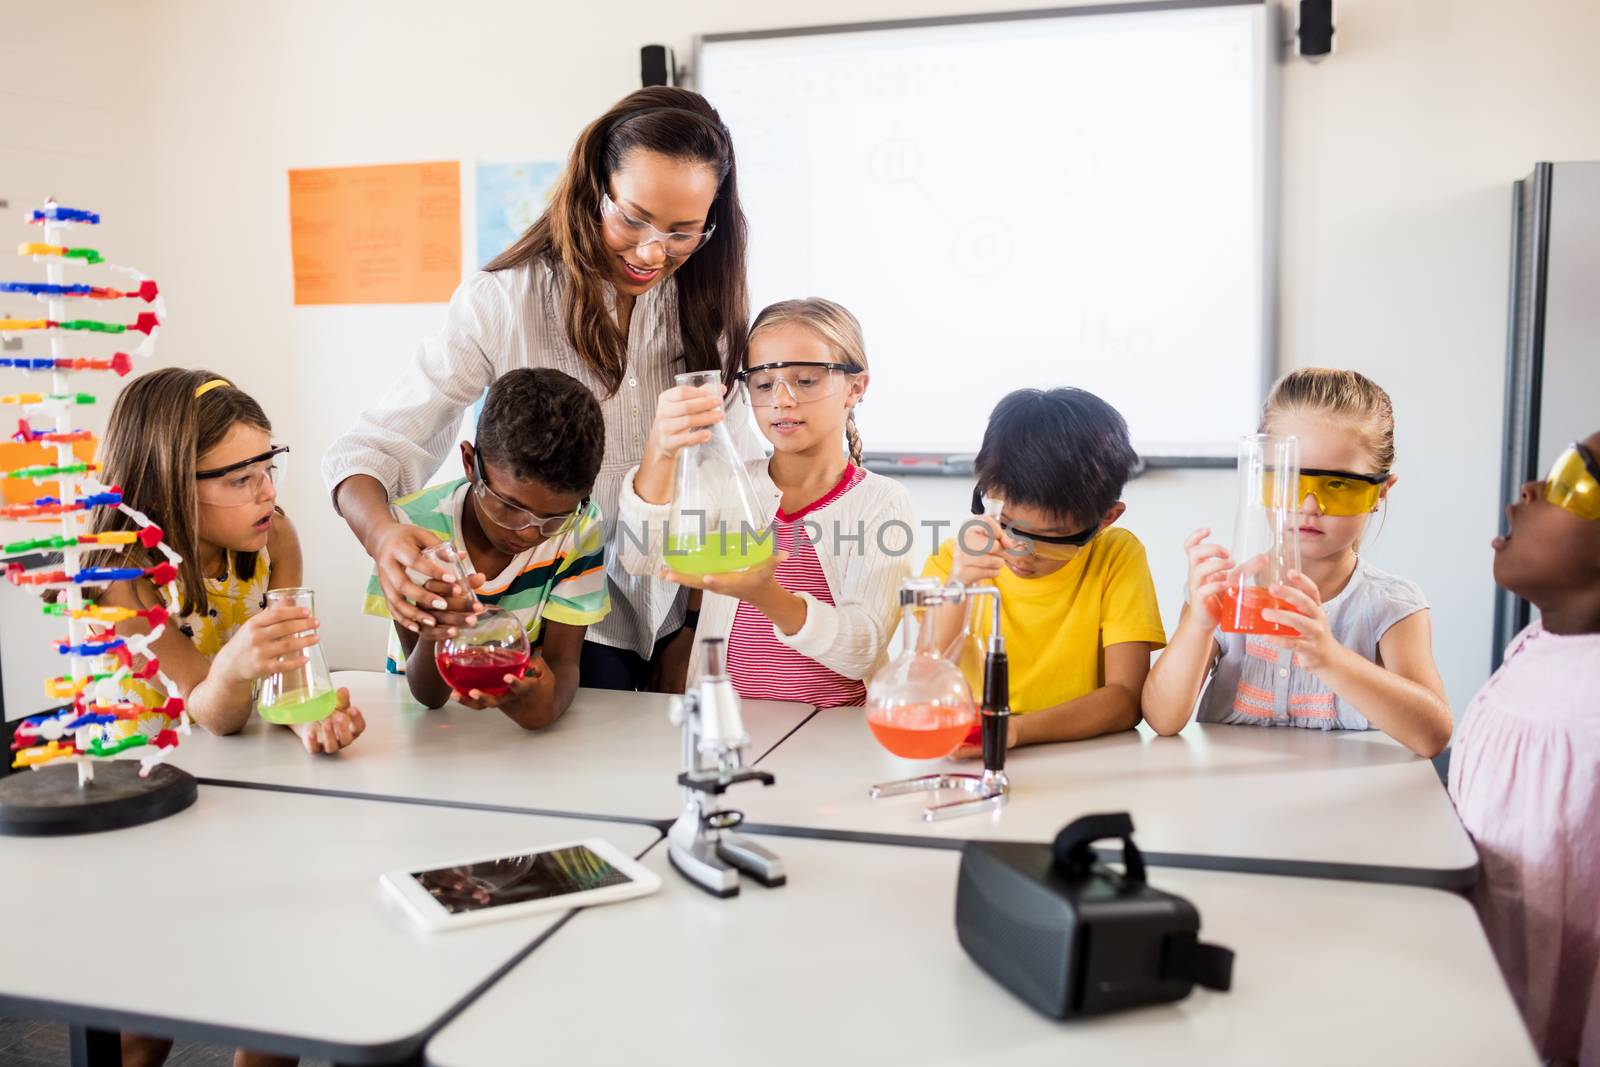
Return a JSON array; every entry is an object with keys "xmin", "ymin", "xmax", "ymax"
[
  {"xmin": 1544, "ymin": 443, "xmax": 1600, "ymax": 521},
  {"xmin": 1262, "ymin": 467, "xmax": 1388, "ymax": 517}
]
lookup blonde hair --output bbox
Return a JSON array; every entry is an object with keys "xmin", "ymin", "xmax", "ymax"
[
  {"xmin": 748, "ymin": 297, "xmax": 868, "ymax": 465},
  {"xmin": 1261, "ymin": 367, "xmax": 1396, "ymax": 472}
]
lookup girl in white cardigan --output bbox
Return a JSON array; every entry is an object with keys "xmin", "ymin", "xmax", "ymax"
[{"xmin": 619, "ymin": 298, "xmax": 915, "ymax": 706}]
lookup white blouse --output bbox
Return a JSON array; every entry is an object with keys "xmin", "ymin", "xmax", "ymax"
[{"xmin": 322, "ymin": 259, "xmax": 699, "ymax": 658}]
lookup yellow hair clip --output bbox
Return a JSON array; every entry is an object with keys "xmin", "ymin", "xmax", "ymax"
[{"xmin": 194, "ymin": 378, "xmax": 231, "ymax": 398}]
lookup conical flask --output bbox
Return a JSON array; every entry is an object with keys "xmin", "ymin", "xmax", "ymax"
[
  {"xmin": 865, "ymin": 579, "xmax": 978, "ymax": 759},
  {"xmin": 665, "ymin": 370, "xmax": 773, "ymax": 575},
  {"xmin": 1207, "ymin": 433, "xmax": 1302, "ymax": 635},
  {"xmin": 255, "ymin": 587, "xmax": 338, "ymax": 724}
]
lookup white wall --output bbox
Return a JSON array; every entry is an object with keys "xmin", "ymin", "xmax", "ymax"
[
  {"xmin": 5, "ymin": 0, "xmax": 1599, "ymax": 718},
  {"xmin": 0, "ymin": 5, "xmax": 149, "ymax": 718}
]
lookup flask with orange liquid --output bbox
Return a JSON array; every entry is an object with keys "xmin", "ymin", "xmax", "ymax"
[
  {"xmin": 866, "ymin": 577, "xmax": 1011, "ymax": 821},
  {"xmin": 1206, "ymin": 433, "xmax": 1302, "ymax": 636},
  {"xmin": 865, "ymin": 578, "xmax": 979, "ymax": 759}
]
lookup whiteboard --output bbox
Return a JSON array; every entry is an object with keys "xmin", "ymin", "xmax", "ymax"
[{"xmin": 697, "ymin": 1, "xmax": 1276, "ymax": 461}]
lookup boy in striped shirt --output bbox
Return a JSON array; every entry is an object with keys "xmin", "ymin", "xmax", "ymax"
[{"xmin": 363, "ymin": 368, "xmax": 609, "ymax": 729}]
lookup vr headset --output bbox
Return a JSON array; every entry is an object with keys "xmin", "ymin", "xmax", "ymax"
[{"xmin": 955, "ymin": 812, "xmax": 1234, "ymax": 1019}]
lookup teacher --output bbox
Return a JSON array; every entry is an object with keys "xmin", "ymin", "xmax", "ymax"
[{"xmin": 322, "ymin": 86, "xmax": 749, "ymax": 691}]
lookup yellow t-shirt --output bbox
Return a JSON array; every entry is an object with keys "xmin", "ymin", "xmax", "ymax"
[{"xmin": 921, "ymin": 527, "xmax": 1166, "ymax": 714}]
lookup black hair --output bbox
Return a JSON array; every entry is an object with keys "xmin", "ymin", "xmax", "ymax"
[
  {"xmin": 972, "ymin": 387, "xmax": 1137, "ymax": 525},
  {"xmin": 475, "ymin": 368, "xmax": 604, "ymax": 494}
]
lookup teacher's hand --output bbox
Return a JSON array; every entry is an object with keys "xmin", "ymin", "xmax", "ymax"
[{"xmin": 371, "ymin": 521, "xmax": 472, "ymax": 637}]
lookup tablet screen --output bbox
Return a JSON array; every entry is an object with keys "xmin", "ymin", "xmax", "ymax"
[{"xmin": 411, "ymin": 844, "xmax": 632, "ymax": 915}]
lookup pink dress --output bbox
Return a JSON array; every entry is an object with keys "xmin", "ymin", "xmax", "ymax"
[
  {"xmin": 1449, "ymin": 621, "xmax": 1600, "ymax": 1066},
  {"xmin": 726, "ymin": 464, "xmax": 868, "ymax": 710}
]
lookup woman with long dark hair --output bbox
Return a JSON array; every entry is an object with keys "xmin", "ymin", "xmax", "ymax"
[{"xmin": 323, "ymin": 87, "xmax": 748, "ymax": 690}]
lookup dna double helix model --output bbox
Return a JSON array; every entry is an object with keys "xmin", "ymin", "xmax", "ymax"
[{"xmin": 1, "ymin": 201, "xmax": 190, "ymax": 785}]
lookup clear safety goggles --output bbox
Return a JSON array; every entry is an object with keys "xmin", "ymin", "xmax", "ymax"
[
  {"xmin": 735, "ymin": 361, "xmax": 861, "ymax": 407},
  {"xmin": 472, "ymin": 452, "xmax": 586, "ymax": 535},
  {"xmin": 600, "ymin": 193, "xmax": 714, "ymax": 259},
  {"xmin": 196, "ymin": 445, "xmax": 288, "ymax": 507}
]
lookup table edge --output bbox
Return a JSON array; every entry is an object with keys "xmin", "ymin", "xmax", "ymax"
[
  {"xmin": 196, "ymin": 777, "xmax": 676, "ymax": 831},
  {"xmin": 737, "ymin": 822, "xmax": 1481, "ymax": 891},
  {"xmin": 0, "ymin": 909, "xmax": 579, "ymax": 1065},
  {"xmin": 0, "ymin": 817, "xmax": 664, "ymax": 1063}
]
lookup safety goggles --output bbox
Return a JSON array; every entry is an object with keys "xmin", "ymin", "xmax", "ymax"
[
  {"xmin": 971, "ymin": 488, "xmax": 1098, "ymax": 562},
  {"xmin": 600, "ymin": 193, "xmax": 714, "ymax": 259},
  {"xmin": 472, "ymin": 452, "xmax": 586, "ymax": 535},
  {"xmin": 196, "ymin": 445, "xmax": 288, "ymax": 507},
  {"xmin": 735, "ymin": 361, "xmax": 861, "ymax": 407},
  {"xmin": 1544, "ymin": 442, "xmax": 1600, "ymax": 521},
  {"xmin": 1262, "ymin": 467, "xmax": 1388, "ymax": 517}
]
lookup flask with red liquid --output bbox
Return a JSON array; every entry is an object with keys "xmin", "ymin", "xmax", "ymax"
[
  {"xmin": 420, "ymin": 543, "xmax": 531, "ymax": 696},
  {"xmin": 1206, "ymin": 433, "xmax": 1302, "ymax": 636}
]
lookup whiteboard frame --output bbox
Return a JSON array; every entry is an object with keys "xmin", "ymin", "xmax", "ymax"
[{"xmin": 693, "ymin": 0, "xmax": 1280, "ymax": 473}]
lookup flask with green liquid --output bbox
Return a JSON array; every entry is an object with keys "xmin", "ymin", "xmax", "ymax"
[
  {"xmin": 665, "ymin": 370, "xmax": 773, "ymax": 575},
  {"xmin": 255, "ymin": 587, "xmax": 338, "ymax": 725}
]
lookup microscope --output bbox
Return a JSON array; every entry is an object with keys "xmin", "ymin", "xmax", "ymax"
[{"xmin": 667, "ymin": 635, "xmax": 786, "ymax": 897}]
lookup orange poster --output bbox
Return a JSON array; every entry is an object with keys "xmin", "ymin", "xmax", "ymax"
[
  {"xmin": 0, "ymin": 440, "xmax": 98, "ymax": 507},
  {"xmin": 289, "ymin": 161, "xmax": 461, "ymax": 305}
]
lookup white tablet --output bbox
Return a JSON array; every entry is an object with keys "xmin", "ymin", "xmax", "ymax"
[{"xmin": 379, "ymin": 838, "xmax": 661, "ymax": 932}]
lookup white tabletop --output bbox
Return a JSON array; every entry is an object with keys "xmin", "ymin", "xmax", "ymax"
[
  {"xmin": 742, "ymin": 713, "xmax": 1479, "ymax": 886},
  {"xmin": 0, "ymin": 786, "xmax": 660, "ymax": 1062},
  {"xmin": 425, "ymin": 836, "xmax": 1534, "ymax": 1067},
  {"xmin": 174, "ymin": 671, "xmax": 814, "ymax": 822}
]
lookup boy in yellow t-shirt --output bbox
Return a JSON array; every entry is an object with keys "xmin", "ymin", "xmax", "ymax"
[{"xmin": 922, "ymin": 387, "xmax": 1165, "ymax": 754}]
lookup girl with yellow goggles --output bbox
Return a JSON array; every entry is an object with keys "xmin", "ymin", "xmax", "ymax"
[{"xmin": 1262, "ymin": 467, "xmax": 1390, "ymax": 516}]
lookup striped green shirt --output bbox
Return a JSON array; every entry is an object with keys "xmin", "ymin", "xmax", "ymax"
[{"xmin": 364, "ymin": 479, "xmax": 610, "ymax": 672}]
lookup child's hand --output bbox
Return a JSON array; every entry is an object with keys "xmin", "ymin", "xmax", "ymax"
[
  {"xmin": 951, "ymin": 516, "xmax": 1007, "ymax": 586},
  {"xmin": 1261, "ymin": 571, "xmax": 1342, "ymax": 671},
  {"xmin": 646, "ymin": 383, "xmax": 726, "ymax": 464},
  {"xmin": 659, "ymin": 551, "xmax": 788, "ymax": 601},
  {"xmin": 212, "ymin": 605, "xmax": 320, "ymax": 685},
  {"xmin": 1182, "ymin": 527, "xmax": 1234, "ymax": 631},
  {"xmin": 451, "ymin": 654, "xmax": 558, "ymax": 727},
  {"xmin": 950, "ymin": 715, "xmax": 1018, "ymax": 760},
  {"xmin": 292, "ymin": 687, "xmax": 366, "ymax": 754}
]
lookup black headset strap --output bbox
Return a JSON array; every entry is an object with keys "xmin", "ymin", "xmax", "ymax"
[
  {"xmin": 1054, "ymin": 812, "xmax": 1234, "ymax": 995},
  {"xmin": 1163, "ymin": 932, "xmax": 1236, "ymax": 992},
  {"xmin": 1051, "ymin": 811, "xmax": 1146, "ymax": 885}
]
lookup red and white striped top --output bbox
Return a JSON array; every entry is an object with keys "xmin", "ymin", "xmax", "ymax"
[{"xmin": 727, "ymin": 464, "xmax": 868, "ymax": 709}]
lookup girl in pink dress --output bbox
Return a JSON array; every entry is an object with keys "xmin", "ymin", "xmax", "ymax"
[{"xmin": 1449, "ymin": 429, "xmax": 1600, "ymax": 1066}]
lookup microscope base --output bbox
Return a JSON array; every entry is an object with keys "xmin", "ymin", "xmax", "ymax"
[
  {"xmin": 668, "ymin": 839, "xmax": 740, "ymax": 898},
  {"xmin": 869, "ymin": 772, "xmax": 1010, "ymax": 822},
  {"xmin": 667, "ymin": 812, "xmax": 787, "ymax": 897},
  {"xmin": 718, "ymin": 832, "xmax": 786, "ymax": 888}
]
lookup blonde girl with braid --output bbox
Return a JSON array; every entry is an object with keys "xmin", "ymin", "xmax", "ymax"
[{"xmin": 620, "ymin": 298, "xmax": 916, "ymax": 707}]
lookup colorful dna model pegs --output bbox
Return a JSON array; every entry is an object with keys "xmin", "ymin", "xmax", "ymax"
[{"xmin": 0, "ymin": 200, "xmax": 197, "ymax": 832}]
